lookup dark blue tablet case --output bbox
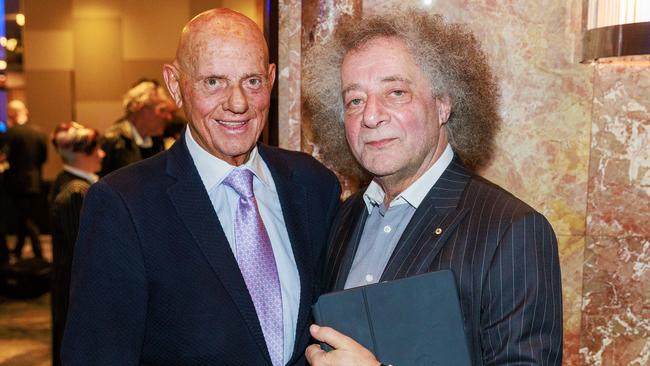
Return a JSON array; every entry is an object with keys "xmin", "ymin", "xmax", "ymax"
[{"xmin": 313, "ymin": 270, "xmax": 472, "ymax": 366}]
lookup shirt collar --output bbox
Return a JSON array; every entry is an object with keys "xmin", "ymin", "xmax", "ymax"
[
  {"xmin": 63, "ymin": 165, "xmax": 99, "ymax": 184},
  {"xmin": 362, "ymin": 143, "xmax": 454, "ymax": 213},
  {"xmin": 185, "ymin": 128, "xmax": 272, "ymax": 193},
  {"xmin": 126, "ymin": 120, "xmax": 153, "ymax": 148}
]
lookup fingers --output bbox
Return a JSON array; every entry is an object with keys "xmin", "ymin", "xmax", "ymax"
[
  {"xmin": 310, "ymin": 324, "xmax": 356, "ymax": 350},
  {"xmin": 307, "ymin": 324, "xmax": 380, "ymax": 366},
  {"xmin": 305, "ymin": 343, "xmax": 326, "ymax": 365}
]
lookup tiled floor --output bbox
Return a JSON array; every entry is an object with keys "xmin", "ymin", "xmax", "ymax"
[{"xmin": 0, "ymin": 236, "xmax": 52, "ymax": 366}]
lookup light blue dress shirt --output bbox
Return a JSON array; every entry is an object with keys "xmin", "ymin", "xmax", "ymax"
[
  {"xmin": 185, "ymin": 128, "xmax": 299, "ymax": 364},
  {"xmin": 345, "ymin": 144, "xmax": 454, "ymax": 289}
]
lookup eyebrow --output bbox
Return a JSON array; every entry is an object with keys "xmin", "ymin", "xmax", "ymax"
[
  {"xmin": 382, "ymin": 75, "xmax": 411, "ymax": 84},
  {"xmin": 197, "ymin": 72, "xmax": 266, "ymax": 80},
  {"xmin": 341, "ymin": 83, "xmax": 361, "ymax": 96},
  {"xmin": 197, "ymin": 74, "xmax": 228, "ymax": 81},
  {"xmin": 341, "ymin": 75, "xmax": 412, "ymax": 96},
  {"xmin": 242, "ymin": 73, "xmax": 266, "ymax": 80}
]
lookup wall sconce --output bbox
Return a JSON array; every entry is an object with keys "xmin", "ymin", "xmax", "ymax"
[{"xmin": 582, "ymin": 0, "xmax": 650, "ymax": 62}]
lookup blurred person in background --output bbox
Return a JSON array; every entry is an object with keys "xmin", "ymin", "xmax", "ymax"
[
  {"xmin": 5, "ymin": 100, "xmax": 47, "ymax": 259},
  {"xmin": 49, "ymin": 121, "xmax": 104, "ymax": 366},
  {"xmin": 99, "ymin": 80, "xmax": 174, "ymax": 176}
]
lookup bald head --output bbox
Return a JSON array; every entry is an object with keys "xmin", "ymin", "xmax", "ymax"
[{"xmin": 175, "ymin": 9, "xmax": 268, "ymax": 73}]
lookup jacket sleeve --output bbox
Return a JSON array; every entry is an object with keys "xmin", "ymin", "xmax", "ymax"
[
  {"xmin": 480, "ymin": 212, "xmax": 563, "ymax": 365},
  {"xmin": 61, "ymin": 181, "xmax": 147, "ymax": 365}
]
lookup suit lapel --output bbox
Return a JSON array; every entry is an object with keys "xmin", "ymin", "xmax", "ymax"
[
  {"xmin": 165, "ymin": 136, "xmax": 272, "ymax": 365},
  {"xmin": 258, "ymin": 145, "xmax": 312, "ymax": 363},
  {"xmin": 380, "ymin": 158, "xmax": 472, "ymax": 281},
  {"xmin": 324, "ymin": 194, "xmax": 368, "ymax": 291}
]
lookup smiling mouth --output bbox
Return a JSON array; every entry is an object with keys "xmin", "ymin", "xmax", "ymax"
[{"xmin": 217, "ymin": 120, "xmax": 249, "ymax": 128}]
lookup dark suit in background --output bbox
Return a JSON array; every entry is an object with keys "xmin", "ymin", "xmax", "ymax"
[
  {"xmin": 325, "ymin": 158, "xmax": 563, "ymax": 365},
  {"xmin": 98, "ymin": 120, "xmax": 164, "ymax": 177},
  {"xmin": 5, "ymin": 123, "xmax": 47, "ymax": 258},
  {"xmin": 49, "ymin": 170, "xmax": 92, "ymax": 366},
  {"xmin": 62, "ymin": 137, "xmax": 341, "ymax": 365}
]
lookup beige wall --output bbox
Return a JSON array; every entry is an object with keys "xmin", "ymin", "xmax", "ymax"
[{"xmin": 22, "ymin": 0, "xmax": 263, "ymax": 180}]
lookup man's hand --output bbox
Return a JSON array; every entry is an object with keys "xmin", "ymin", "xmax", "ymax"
[{"xmin": 305, "ymin": 324, "xmax": 381, "ymax": 366}]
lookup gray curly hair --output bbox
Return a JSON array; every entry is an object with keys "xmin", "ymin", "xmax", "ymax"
[{"xmin": 303, "ymin": 10, "xmax": 500, "ymax": 173}]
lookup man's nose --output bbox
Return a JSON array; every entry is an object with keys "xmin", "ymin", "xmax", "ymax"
[
  {"xmin": 224, "ymin": 84, "xmax": 249, "ymax": 113},
  {"xmin": 362, "ymin": 95, "xmax": 388, "ymax": 128}
]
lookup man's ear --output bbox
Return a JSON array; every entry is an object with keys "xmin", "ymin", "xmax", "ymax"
[
  {"xmin": 437, "ymin": 95, "xmax": 452, "ymax": 127},
  {"xmin": 267, "ymin": 63, "xmax": 277, "ymax": 91},
  {"xmin": 163, "ymin": 63, "xmax": 183, "ymax": 108}
]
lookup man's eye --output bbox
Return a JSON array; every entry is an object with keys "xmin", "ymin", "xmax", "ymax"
[
  {"xmin": 349, "ymin": 98, "xmax": 362, "ymax": 106},
  {"xmin": 391, "ymin": 90, "xmax": 405, "ymax": 97},
  {"xmin": 205, "ymin": 78, "xmax": 221, "ymax": 87},
  {"xmin": 246, "ymin": 78, "xmax": 263, "ymax": 88}
]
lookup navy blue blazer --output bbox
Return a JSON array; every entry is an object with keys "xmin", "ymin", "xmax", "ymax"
[
  {"xmin": 62, "ymin": 134, "xmax": 341, "ymax": 365},
  {"xmin": 324, "ymin": 158, "xmax": 563, "ymax": 365}
]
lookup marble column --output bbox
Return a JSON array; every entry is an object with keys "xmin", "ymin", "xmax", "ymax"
[{"xmin": 580, "ymin": 58, "xmax": 650, "ymax": 366}]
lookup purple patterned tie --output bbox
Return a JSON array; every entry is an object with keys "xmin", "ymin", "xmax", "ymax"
[{"xmin": 223, "ymin": 168, "xmax": 284, "ymax": 366}]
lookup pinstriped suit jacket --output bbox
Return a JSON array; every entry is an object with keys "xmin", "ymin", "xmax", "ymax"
[{"xmin": 324, "ymin": 158, "xmax": 563, "ymax": 365}]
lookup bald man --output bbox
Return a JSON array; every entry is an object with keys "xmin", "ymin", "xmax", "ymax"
[{"xmin": 62, "ymin": 9, "xmax": 340, "ymax": 365}]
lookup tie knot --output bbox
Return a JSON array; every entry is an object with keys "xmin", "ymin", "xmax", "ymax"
[{"xmin": 223, "ymin": 168, "xmax": 255, "ymax": 198}]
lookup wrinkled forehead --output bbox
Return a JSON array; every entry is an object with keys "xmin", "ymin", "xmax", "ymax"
[{"xmin": 341, "ymin": 37, "xmax": 419, "ymax": 77}]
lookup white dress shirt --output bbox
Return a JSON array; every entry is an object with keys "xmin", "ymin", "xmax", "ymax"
[
  {"xmin": 185, "ymin": 128, "xmax": 299, "ymax": 364},
  {"xmin": 63, "ymin": 165, "xmax": 99, "ymax": 184},
  {"xmin": 345, "ymin": 144, "xmax": 454, "ymax": 289}
]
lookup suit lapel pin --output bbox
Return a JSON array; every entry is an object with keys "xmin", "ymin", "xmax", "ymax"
[{"xmin": 434, "ymin": 227, "xmax": 443, "ymax": 235}]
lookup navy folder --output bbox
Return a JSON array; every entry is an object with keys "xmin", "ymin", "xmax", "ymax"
[{"xmin": 313, "ymin": 270, "xmax": 472, "ymax": 365}]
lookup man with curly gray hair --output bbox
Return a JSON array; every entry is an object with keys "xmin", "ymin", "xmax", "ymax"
[{"xmin": 303, "ymin": 11, "xmax": 563, "ymax": 366}]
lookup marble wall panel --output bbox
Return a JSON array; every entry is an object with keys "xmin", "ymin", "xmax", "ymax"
[
  {"xmin": 278, "ymin": 0, "xmax": 302, "ymax": 151},
  {"xmin": 582, "ymin": 57, "xmax": 650, "ymax": 366},
  {"xmin": 580, "ymin": 236, "xmax": 650, "ymax": 365},
  {"xmin": 588, "ymin": 59, "xmax": 650, "ymax": 238}
]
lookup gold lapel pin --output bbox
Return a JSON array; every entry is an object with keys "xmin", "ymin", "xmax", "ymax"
[{"xmin": 434, "ymin": 227, "xmax": 443, "ymax": 235}]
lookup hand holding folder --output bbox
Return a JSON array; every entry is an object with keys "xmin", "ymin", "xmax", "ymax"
[
  {"xmin": 308, "ymin": 270, "xmax": 472, "ymax": 366},
  {"xmin": 307, "ymin": 324, "xmax": 382, "ymax": 366}
]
